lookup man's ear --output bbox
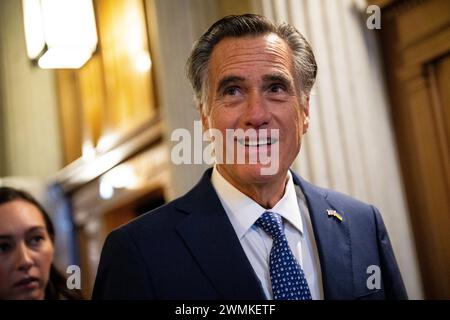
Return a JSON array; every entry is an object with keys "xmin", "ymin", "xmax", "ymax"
[{"xmin": 303, "ymin": 96, "xmax": 310, "ymax": 134}]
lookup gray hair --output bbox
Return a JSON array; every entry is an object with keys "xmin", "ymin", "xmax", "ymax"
[{"xmin": 186, "ymin": 14, "xmax": 317, "ymax": 115}]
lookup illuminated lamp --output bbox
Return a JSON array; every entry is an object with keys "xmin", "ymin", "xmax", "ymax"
[{"xmin": 22, "ymin": 0, "xmax": 98, "ymax": 69}]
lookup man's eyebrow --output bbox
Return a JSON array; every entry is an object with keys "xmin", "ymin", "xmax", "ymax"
[
  {"xmin": 216, "ymin": 76, "xmax": 245, "ymax": 92},
  {"xmin": 262, "ymin": 73, "xmax": 292, "ymax": 84},
  {"xmin": 0, "ymin": 235, "xmax": 13, "ymax": 240}
]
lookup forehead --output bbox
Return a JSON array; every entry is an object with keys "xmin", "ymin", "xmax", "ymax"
[
  {"xmin": 209, "ymin": 34, "xmax": 294, "ymax": 81},
  {"xmin": 0, "ymin": 200, "xmax": 46, "ymax": 235}
]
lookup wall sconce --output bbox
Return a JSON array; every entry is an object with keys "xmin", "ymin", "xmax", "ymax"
[{"xmin": 22, "ymin": 0, "xmax": 98, "ymax": 69}]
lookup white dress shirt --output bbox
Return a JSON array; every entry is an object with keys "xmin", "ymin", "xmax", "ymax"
[{"xmin": 211, "ymin": 166, "xmax": 324, "ymax": 299}]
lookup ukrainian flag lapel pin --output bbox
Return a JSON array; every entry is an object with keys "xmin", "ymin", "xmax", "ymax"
[{"xmin": 326, "ymin": 209, "xmax": 343, "ymax": 222}]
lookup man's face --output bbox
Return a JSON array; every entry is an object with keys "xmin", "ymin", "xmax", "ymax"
[{"xmin": 203, "ymin": 34, "xmax": 309, "ymax": 189}]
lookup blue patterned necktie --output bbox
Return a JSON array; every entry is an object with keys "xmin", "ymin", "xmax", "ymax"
[{"xmin": 255, "ymin": 211, "xmax": 312, "ymax": 300}]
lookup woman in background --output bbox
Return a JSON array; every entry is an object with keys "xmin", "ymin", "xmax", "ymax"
[{"xmin": 0, "ymin": 186, "xmax": 82, "ymax": 300}]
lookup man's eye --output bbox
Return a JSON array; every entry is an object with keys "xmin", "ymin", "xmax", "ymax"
[
  {"xmin": 223, "ymin": 86, "xmax": 241, "ymax": 96},
  {"xmin": 268, "ymin": 84, "xmax": 286, "ymax": 93},
  {"xmin": 0, "ymin": 242, "xmax": 12, "ymax": 253}
]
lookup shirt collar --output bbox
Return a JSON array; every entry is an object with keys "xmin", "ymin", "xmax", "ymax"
[{"xmin": 211, "ymin": 165, "xmax": 304, "ymax": 239}]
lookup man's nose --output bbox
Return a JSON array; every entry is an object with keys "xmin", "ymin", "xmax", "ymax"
[
  {"xmin": 16, "ymin": 243, "xmax": 34, "ymax": 272},
  {"xmin": 243, "ymin": 91, "xmax": 271, "ymax": 128}
]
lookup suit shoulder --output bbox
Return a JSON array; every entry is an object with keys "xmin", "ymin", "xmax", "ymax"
[
  {"xmin": 298, "ymin": 176, "xmax": 377, "ymax": 220},
  {"xmin": 325, "ymin": 188, "xmax": 373, "ymax": 211},
  {"xmin": 299, "ymin": 175, "xmax": 372, "ymax": 207},
  {"xmin": 319, "ymin": 187, "xmax": 382, "ymax": 230}
]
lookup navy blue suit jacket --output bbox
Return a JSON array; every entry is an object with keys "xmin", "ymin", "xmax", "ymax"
[{"xmin": 92, "ymin": 168, "xmax": 407, "ymax": 299}]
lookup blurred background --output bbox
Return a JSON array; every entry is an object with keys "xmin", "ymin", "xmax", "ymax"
[{"xmin": 0, "ymin": 0, "xmax": 448, "ymax": 299}]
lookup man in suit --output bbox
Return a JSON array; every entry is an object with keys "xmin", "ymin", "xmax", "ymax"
[{"xmin": 92, "ymin": 14, "xmax": 407, "ymax": 300}]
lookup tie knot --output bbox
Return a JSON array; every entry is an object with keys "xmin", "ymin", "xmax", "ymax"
[{"xmin": 255, "ymin": 211, "xmax": 285, "ymax": 240}]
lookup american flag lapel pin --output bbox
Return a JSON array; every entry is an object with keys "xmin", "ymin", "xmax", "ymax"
[{"xmin": 326, "ymin": 209, "xmax": 343, "ymax": 222}]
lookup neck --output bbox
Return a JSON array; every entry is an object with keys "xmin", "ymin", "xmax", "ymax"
[{"xmin": 216, "ymin": 166, "xmax": 288, "ymax": 209}]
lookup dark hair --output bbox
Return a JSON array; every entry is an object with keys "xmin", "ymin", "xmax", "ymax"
[
  {"xmin": 0, "ymin": 186, "xmax": 83, "ymax": 300},
  {"xmin": 186, "ymin": 14, "xmax": 317, "ymax": 114}
]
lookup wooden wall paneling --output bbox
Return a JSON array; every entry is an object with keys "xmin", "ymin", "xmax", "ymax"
[
  {"xmin": 431, "ymin": 56, "xmax": 450, "ymax": 171},
  {"xmin": 56, "ymin": 0, "xmax": 159, "ymax": 163},
  {"xmin": 395, "ymin": 0, "xmax": 450, "ymax": 49},
  {"xmin": 402, "ymin": 28, "xmax": 450, "ymax": 67},
  {"xmin": 56, "ymin": 70, "xmax": 83, "ymax": 164},
  {"xmin": 53, "ymin": 1, "xmax": 162, "ymax": 295},
  {"xmin": 391, "ymin": 70, "xmax": 432, "ymax": 297},
  {"xmin": 404, "ymin": 71, "xmax": 450, "ymax": 298},
  {"xmin": 379, "ymin": 0, "xmax": 450, "ymax": 298},
  {"xmin": 57, "ymin": 53, "xmax": 106, "ymax": 164},
  {"xmin": 78, "ymin": 54, "xmax": 106, "ymax": 148},
  {"xmin": 95, "ymin": 0, "xmax": 156, "ymax": 141},
  {"xmin": 426, "ymin": 57, "xmax": 450, "ymax": 296}
]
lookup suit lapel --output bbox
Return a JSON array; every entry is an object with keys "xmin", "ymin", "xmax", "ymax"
[
  {"xmin": 292, "ymin": 172, "xmax": 354, "ymax": 299},
  {"xmin": 174, "ymin": 169, "xmax": 265, "ymax": 299}
]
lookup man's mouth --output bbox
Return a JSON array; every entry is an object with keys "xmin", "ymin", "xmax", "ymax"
[{"xmin": 237, "ymin": 137, "xmax": 279, "ymax": 147}]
